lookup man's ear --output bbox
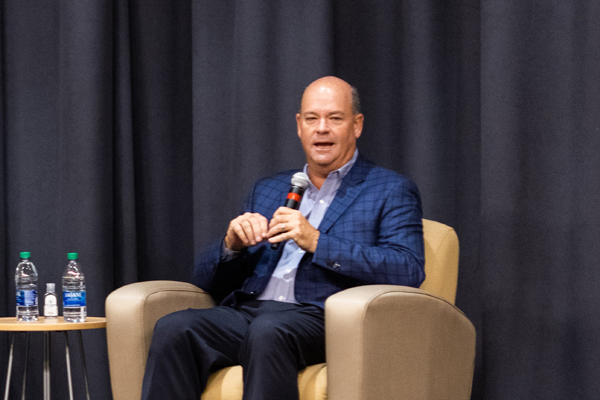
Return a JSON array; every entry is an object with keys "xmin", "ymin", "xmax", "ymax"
[
  {"xmin": 353, "ymin": 114, "xmax": 364, "ymax": 139},
  {"xmin": 296, "ymin": 113, "xmax": 302, "ymax": 138}
]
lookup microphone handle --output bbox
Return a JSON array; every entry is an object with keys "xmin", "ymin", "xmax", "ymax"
[
  {"xmin": 283, "ymin": 198, "xmax": 300, "ymax": 209},
  {"xmin": 271, "ymin": 186, "xmax": 305, "ymax": 250}
]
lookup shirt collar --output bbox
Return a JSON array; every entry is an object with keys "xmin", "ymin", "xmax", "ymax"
[{"xmin": 303, "ymin": 149, "xmax": 359, "ymax": 183}]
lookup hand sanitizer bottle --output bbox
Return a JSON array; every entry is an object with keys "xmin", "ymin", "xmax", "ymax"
[{"xmin": 44, "ymin": 283, "xmax": 58, "ymax": 319}]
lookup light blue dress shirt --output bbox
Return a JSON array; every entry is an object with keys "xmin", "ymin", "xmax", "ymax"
[{"xmin": 256, "ymin": 150, "xmax": 359, "ymax": 303}]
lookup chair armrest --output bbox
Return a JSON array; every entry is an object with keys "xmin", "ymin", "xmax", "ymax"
[
  {"xmin": 325, "ymin": 285, "xmax": 475, "ymax": 400},
  {"xmin": 106, "ymin": 280, "xmax": 215, "ymax": 400}
]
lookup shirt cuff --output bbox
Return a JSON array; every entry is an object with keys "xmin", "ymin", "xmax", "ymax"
[{"xmin": 221, "ymin": 240, "xmax": 241, "ymax": 262}]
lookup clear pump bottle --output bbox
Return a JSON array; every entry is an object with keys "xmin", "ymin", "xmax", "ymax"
[{"xmin": 44, "ymin": 283, "xmax": 58, "ymax": 319}]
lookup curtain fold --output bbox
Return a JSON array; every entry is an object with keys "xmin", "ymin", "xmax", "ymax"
[
  {"xmin": 112, "ymin": 0, "xmax": 138, "ymax": 288},
  {"xmin": 480, "ymin": 1, "xmax": 600, "ymax": 398},
  {"xmin": 192, "ymin": 0, "xmax": 334, "ymax": 247},
  {"xmin": 0, "ymin": 0, "xmax": 6, "ymax": 385},
  {"xmin": 1, "ymin": 1, "xmax": 599, "ymax": 399}
]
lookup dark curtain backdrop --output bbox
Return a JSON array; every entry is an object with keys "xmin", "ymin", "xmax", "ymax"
[{"xmin": 1, "ymin": 1, "xmax": 599, "ymax": 399}]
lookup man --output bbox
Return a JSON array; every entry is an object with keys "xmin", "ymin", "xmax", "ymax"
[{"xmin": 141, "ymin": 76, "xmax": 425, "ymax": 400}]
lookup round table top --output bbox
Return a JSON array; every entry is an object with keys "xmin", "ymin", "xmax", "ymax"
[{"xmin": 0, "ymin": 317, "xmax": 106, "ymax": 331}]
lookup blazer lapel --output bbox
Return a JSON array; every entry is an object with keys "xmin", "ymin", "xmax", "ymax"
[{"xmin": 317, "ymin": 156, "xmax": 371, "ymax": 233}]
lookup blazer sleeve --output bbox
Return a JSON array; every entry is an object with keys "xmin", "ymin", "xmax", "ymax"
[
  {"xmin": 310, "ymin": 177, "xmax": 425, "ymax": 288},
  {"xmin": 192, "ymin": 184, "xmax": 258, "ymax": 298}
]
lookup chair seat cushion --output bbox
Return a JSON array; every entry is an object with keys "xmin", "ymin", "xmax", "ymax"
[{"xmin": 201, "ymin": 363, "xmax": 327, "ymax": 400}]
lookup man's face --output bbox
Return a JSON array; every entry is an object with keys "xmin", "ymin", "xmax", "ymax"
[{"xmin": 296, "ymin": 81, "xmax": 363, "ymax": 178}]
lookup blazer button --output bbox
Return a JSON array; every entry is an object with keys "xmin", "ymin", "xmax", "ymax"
[
  {"xmin": 332, "ymin": 263, "xmax": 341, "ymax": 269},
  {"xmin": 250, "ymin": 291, "xmax": 257, "ymax": 295}
]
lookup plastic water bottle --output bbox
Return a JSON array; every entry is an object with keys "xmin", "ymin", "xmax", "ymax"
[
  {"xmin": 15, "ymin": 252, "xmax": 39, "ymax": 321},
  {"xmin": 62, "ymin": 253, "xmax": 86, "ymax": 322}
]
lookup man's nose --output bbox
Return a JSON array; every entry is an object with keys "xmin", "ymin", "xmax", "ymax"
[{"xmin": 317, "ymin": 118, "xmax": 329, "ymax": 132}]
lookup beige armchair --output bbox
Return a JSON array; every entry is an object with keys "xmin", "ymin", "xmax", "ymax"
[{"xmin": 106, "ymin": 219, "xmax": 476, "ymax": 400}]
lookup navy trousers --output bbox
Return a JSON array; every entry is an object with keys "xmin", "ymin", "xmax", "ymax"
[{"xmin": 140, "ymin": 300, "xmax": 326, "ymax": 400}]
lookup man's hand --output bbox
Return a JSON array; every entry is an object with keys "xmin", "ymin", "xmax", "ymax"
[
  {"xmin": 224, "ymin": 212, "xmax": 269, "ymax": 251},
  {"xmin": 268, "ymin": 207, "xmax": 320, "ymax": 253}
]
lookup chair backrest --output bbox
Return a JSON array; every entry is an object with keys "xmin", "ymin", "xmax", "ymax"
[{"xmin": 419, "ymin": 219, "xmax": 460, "ymax": 304}]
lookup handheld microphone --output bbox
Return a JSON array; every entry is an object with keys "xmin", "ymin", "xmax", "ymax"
[{"xmin": 271, "ymin": 172, "xmax": 310, "ymax": 250}]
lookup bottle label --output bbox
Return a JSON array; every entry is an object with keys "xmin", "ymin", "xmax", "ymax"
[
  {"xmin": 45, "ymin": 294, "xmax": 58, "ymax": 317},
  {"xmin": 16, "ymin": 290, "xmax": 37, "ymax": 306},
  {"xmin": 45, "ymin": 304, "xmax": 59, "ymax": 317},
  {"xmin": 63, "ymin": 291, "xmax": 86, "ymax": 307}
]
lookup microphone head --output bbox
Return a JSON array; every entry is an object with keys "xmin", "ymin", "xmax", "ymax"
[{"xmin": 291, "ymin": 172, "xmax": 310, "ymax": 189}]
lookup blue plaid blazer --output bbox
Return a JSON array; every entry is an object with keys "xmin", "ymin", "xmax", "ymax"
[{"xmin": 193, "ymin": 155, "xmax": 425, "ymax": 308}]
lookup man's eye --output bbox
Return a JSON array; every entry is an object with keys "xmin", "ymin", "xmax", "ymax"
[{"xmin": 306, "ymin": 117, "xmax": 317, "ymax": 122}]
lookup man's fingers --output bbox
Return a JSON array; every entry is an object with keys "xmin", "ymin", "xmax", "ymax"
[
  {"xmin": 249, "ymin": 214, "xmax": 269, "ymax": 240},
  {"xmin": 267, "ymin": 226, "xmax": 290, "ymax": 243},
  {"xmin": 267, "ymin": 220, "xmax": 293, "ymax": 240},
  {"xmin": 268, "ymin": 216, "xmax": 284, "ymax": 231},
  {"xmin": 239, "ymin": 213, "xmax": 268, "ymax": 244},
  {"xmin": 266, "ymin": 209, "xmax": 319, "ymax": 253},
  {"xmin": 272, "ymin": 206, "xmax": 294, "ymax": 218},
  {"xmin": 269, "ymin": 207, "xmax": 298, "ymax": 230},
  {"xmin": 225, "ymin": 213, "xmax": 269, "ymax": 250},
  {"xmin": 231, "ymin": 218, "xmax": 253, "ymax": 245},
  {"xmin": 257, "ymin": 215, "xmax": 269, "ymax": 239},
  {"xmin": 238, "ymin": 218, "xmax": 256, "ymax": 244}
]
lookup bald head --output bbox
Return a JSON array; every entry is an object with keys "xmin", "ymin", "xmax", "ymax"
[
  {"xmin": 300, "ymin": 76, "xmax": 361, "ymax": 115},
  {"xmin": 296, "ymin": 76, "xmax": 364, "ymax": 184}
]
